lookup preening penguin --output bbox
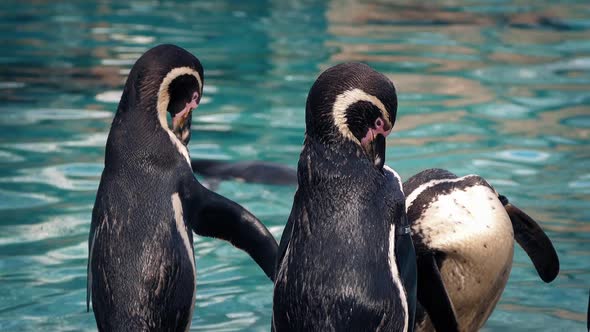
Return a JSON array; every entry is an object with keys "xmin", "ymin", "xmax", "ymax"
[
  {"xmin": 272, "ymin": 63, "xmax": 417, "ymax": 332},
  {"xmin": 405, "ymin": 168, "xmax": 559, "ymax": 332},
  {"xmin": 87, "ymin": 44, "xmax": 278, "ymax": 331}
]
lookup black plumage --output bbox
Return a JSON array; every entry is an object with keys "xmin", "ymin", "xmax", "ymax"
[
  {"xmin": 272, "ymin": 63, "xmax": 416, "ymax": 332},
  {"xmin": 87, "ymin": 44, "xmax": 277, "ymax": 331}
]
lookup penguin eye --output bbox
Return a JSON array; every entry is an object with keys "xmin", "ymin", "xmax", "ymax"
[
  {"xmin": 375, "ymin": 118, "xmax": 383, "ymax": 128},
  {"xmin": 345, "ymin": 101, "xmax": 383, "ymax": 142}
]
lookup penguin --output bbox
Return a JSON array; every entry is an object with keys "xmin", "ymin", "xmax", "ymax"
[
  {"xmin": 190, "ymin": 158, "xmax": 560, "ymax": 330},
  {"xmin": 87, "ymin": 44, "xmax": 278, "ymax": 331},
  {"xmin": 272, "ymin": 63, "xmax": 419, "ymax": 332},
  {"xmin": 404, "ymin": 168, "xmax": 559, "ymax": 332}
]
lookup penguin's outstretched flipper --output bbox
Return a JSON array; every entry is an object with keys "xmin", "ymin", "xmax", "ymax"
[{"xmin": 188, "ymin": 184, "xmax": 278, "ymax": 281}]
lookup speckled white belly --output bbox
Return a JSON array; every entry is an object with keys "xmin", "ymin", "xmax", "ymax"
[{"xmin": 410, "ymin": 183, "xmax": 514, "ymax": 332}]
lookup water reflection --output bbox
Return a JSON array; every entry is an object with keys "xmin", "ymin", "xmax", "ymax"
[{"xmin": 0, "ymin": 0, "xmax": 588, "ymax": 330}]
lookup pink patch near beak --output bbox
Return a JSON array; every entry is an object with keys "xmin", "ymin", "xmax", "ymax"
[
  {"xmin": 361, "ymin": 117, "xmax": 392, "ymax": 146},
  {"xmin": 173, "ymin": 98, "xmax": 198, "ymax": 127}
]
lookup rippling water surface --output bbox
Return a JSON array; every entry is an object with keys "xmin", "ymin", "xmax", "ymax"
[{"xmin": 0, "ymin": 1, "xmax": 589, "ymax": 330}]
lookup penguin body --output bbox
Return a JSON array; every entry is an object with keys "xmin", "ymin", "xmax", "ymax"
[
  {"xmin": 87, "ymin": 44, "xmax": 277, "ymax": 331},
  {"xmin": 190, "ymin": 159, "xmax": 560, "ymax": 331},
  {"xmin": 405, "ymin": 168, "xmax": 559, "ymax": 332},
  {"xmin": 272, "ymin": 63, "xmax": 417, "ymax": 332}
]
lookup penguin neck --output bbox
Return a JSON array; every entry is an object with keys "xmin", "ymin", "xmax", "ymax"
[
  {"xmin": 298, "ymin": 134, "xmax": 378, "ymax": 184},
  {"xmin": 105, "ymin": 100, "xmax": 189, "ymax": 171}
]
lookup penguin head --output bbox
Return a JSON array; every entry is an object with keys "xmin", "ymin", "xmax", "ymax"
[
  {"xmin": 305, "ymin": 63, "xmax": 397, "ymax": 170},
  {"xmin": 119, "ymin": 44, "xmax": 204, "ymax": 145}
]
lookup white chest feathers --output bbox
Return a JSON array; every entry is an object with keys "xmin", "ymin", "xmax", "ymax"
[
  {"xmin": 384, "ymin": 165, "xmax": 409, "ymax": 332},
  {"xmin": 171, "ymin": 193, "xmax": 196, "ymax": 331}
]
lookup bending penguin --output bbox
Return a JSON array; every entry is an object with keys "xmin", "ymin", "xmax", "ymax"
[
  {"xmin": 87, "ymin": 44, "xmax": 278, "ymax": 331},
  {"xmin": 272, "ymin": 63, "xmax": 419, "ymax": 331},
  {"xmin": 405, "ymin": 168, "xmax": 559, "ymax": 332}
]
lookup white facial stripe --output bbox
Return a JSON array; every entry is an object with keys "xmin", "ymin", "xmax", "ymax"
[
  {"xmin": 157, "ymin": 67, "xmax": 202, "ymax": 125},
  {"xmin": 332, "ymin": 88, "xmax": 391, "ymax": 144},
  {"xmin": 405, "ymin": 175, "xmax": 479, "ymax": 211},
  {"xmin": 388, "ymin": 225, "xmax": 409, "ymax": 332},
  {"xmin": 156, "ymin": 67, "xmax": 201, "ymax": 166}
]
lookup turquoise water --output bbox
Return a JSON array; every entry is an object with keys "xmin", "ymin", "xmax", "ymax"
[{"xmin": 0, "ymin": 0, "xmax": 589, "ymax": 330}]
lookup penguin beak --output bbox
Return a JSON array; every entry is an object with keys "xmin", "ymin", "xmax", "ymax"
[
  {"xmin": 360, "ymin": 117, "xmax": 392, "ymax": 170},
  {"xmin": 364, "ymin": 134, "xmax": 386, "ymax": 170},
  {"xmin": 172, "ymin": 99, "xmax": 197, "ymax": 146}
]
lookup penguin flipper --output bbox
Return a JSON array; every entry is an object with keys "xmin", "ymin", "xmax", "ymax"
[
  {"xmin": 191, "ymin": 188, "xmax": 278, "ymax": 281},
  {"xmin": 501, "ymin": 197, "xmax": 560, "ymax": 283},
  {"xmin": 190, "ymin": 158, "xmax": 297, "ymax": 185},
  {"xmin": 417, "ymin": 253, "xmax": 459, "ymax": 332}
]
